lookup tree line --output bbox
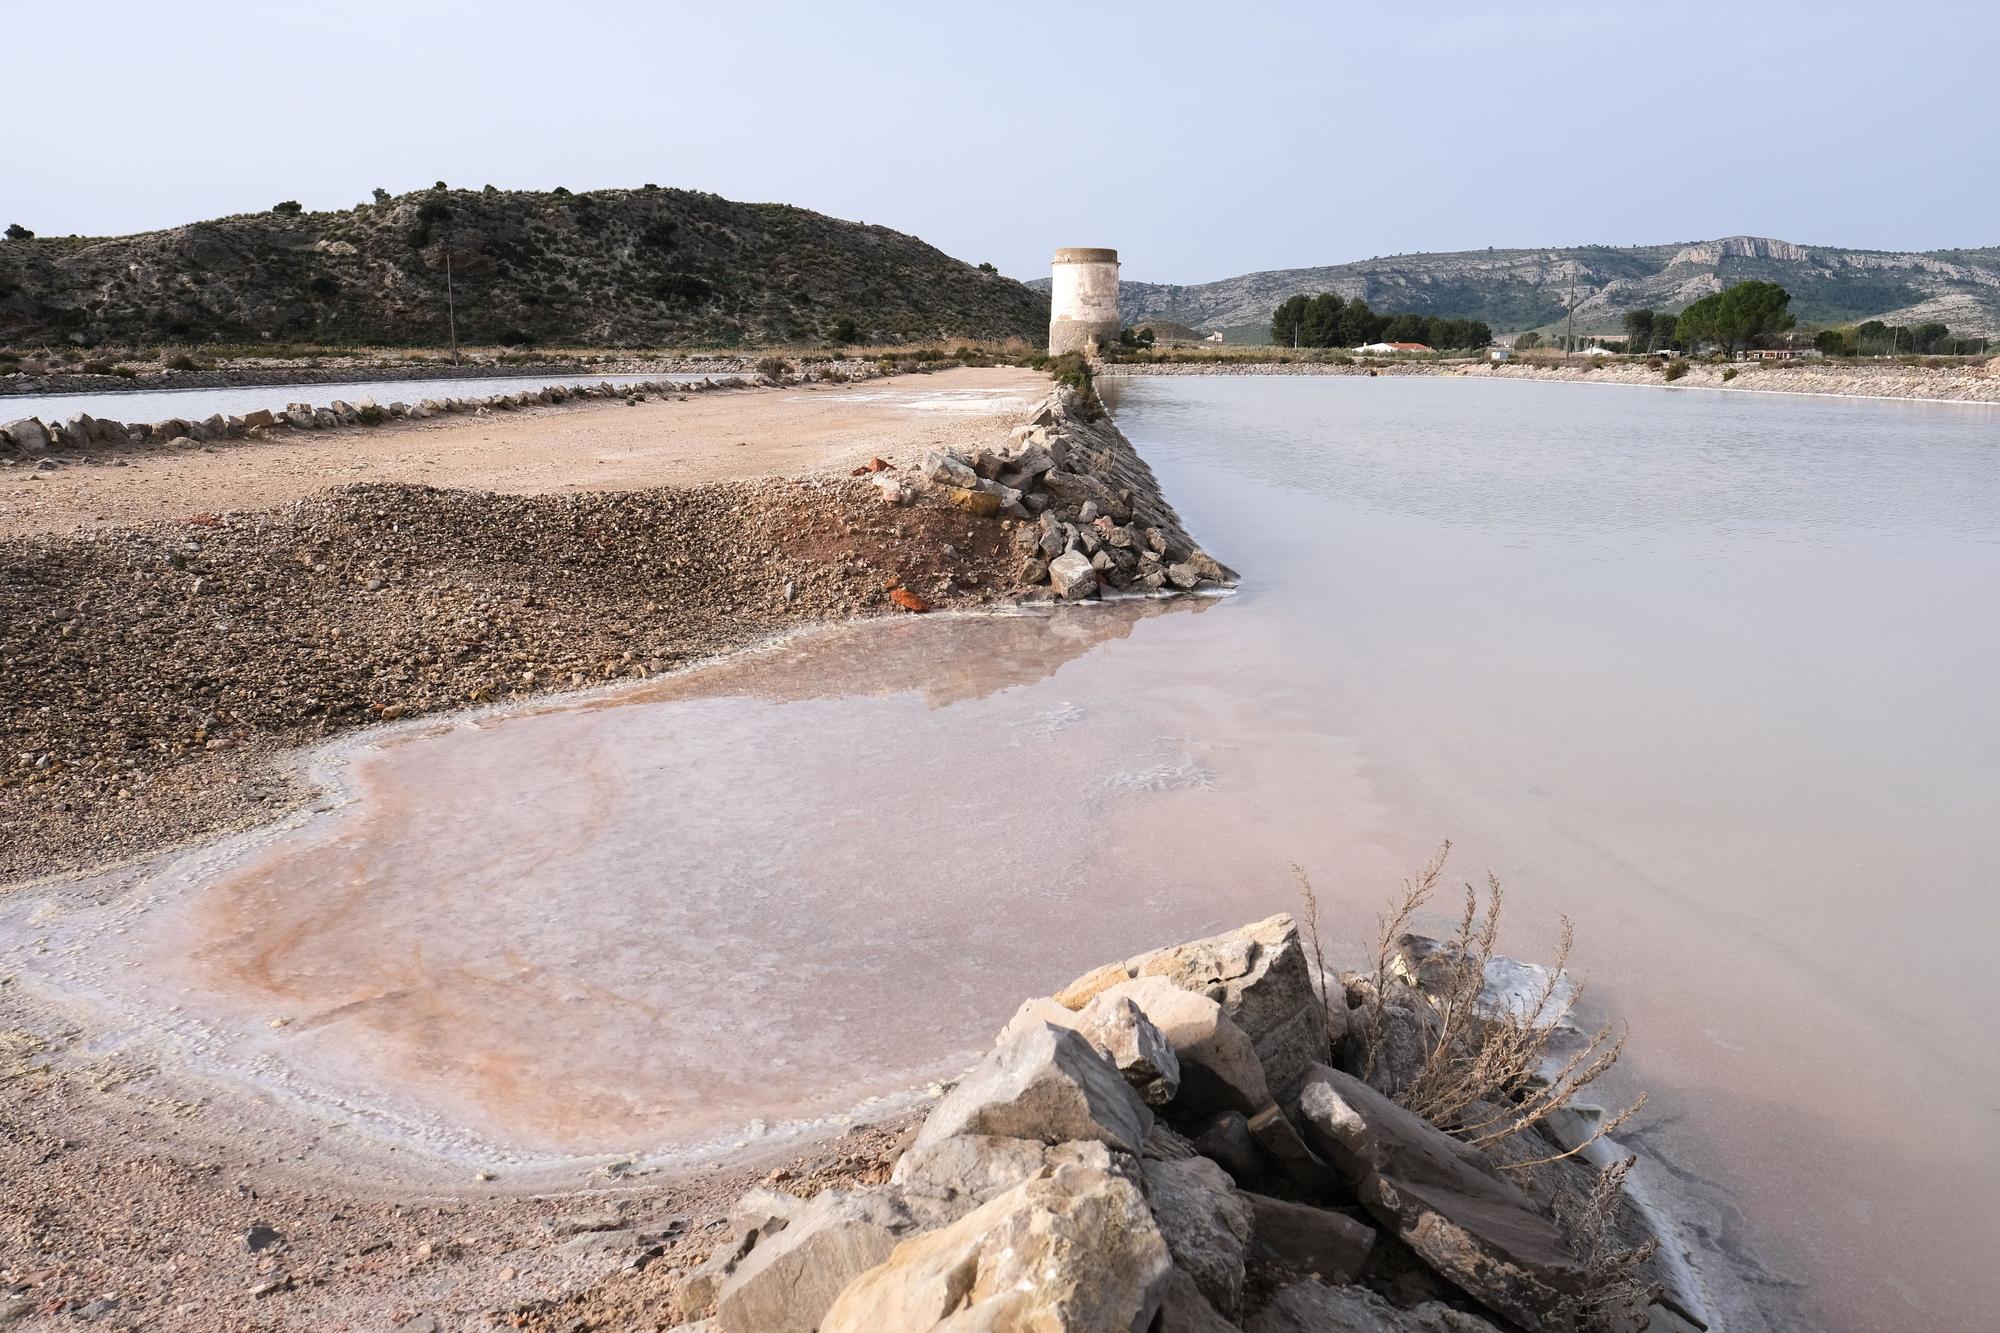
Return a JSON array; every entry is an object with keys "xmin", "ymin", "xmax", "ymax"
[
  {"xmin": 1618, "ymin": 283, "xmax": 1988, "ymax": 358},
  {"xmin": 1813, "ymin": 320, "xmax": 1989, "ymax": 357},
  {"xmin": 1269, "ymin": 293, "xmax": 1492, "ymax": 350}
]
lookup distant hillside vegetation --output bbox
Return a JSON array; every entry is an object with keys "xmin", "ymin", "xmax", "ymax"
[
  {"xmin": 1033, "ymin": 236, "xmax": 2000, "ymax": 339},
  {"xmin": 0, "ymin": 187, "xmax": 1049, "ymax": 349}
]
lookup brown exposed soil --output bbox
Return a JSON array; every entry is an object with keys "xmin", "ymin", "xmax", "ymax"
[
  {"xmin": 0, "ymin": 475, "xmax": 1028, "ymax": 884},
  {"xmin": 0, "ymin": 367, "xmax": 1065, "ymax": 1330},
  {"xmin": 0, "ymin": 369, "xmax": 1046, "ymax": 885},
  {"xmin": 0, "ymin": 1029, "xmax": 912, "ymax": 1331}
]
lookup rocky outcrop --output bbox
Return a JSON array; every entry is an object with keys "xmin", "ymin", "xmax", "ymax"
[
  {"xmin": 0, "ymin": 185, "xmax": 1049, "ymax": 347},
  {"xmin": 1038, "ymin": 236, "xmax": 2000, "ymax": 337},
  {"xmin": 671, "ymin": 915, "xmax": 1694, "ymax": 1331}
]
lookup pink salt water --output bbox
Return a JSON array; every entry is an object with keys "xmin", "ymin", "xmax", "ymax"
[{"xmin": 5, "ymin": 375, "xmax": 1996, "ymax": 1332}]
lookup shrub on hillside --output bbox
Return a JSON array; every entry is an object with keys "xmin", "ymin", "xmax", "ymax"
[{"xmin": 1663, "ymin": 358, "xmax": 1689, "ymax": 382}]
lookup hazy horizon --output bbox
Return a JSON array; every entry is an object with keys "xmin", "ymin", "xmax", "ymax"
[{"xmin": 11, "ymin": 1, "xmax": 1997, "ymax": 285}]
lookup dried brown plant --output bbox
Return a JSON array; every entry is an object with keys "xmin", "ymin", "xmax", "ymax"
[
  {"xmin": 1289, "ymin": 860, "xmax": 1340, "ymax": 1058},
  {"xmin": 1549, "ymin": 1156, "xmax": 1665, "ymax": 1331},
  {"xmin": 1300, "ymin": 842, "xmax": 1645, "ymax": 1171}
]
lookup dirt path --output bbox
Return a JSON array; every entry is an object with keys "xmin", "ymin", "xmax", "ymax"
[{"xmin": 1, "ymin": 367, "xmax": 1047, "ymax": 538}]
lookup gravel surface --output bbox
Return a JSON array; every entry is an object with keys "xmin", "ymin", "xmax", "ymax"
[
  {"xmin": 0, "ymin": 1023, "xmax": 914, "ymax": 1331},
  {"xmin": 0, "ymin": 473, "xmax": 1021, "ymax": 883}
]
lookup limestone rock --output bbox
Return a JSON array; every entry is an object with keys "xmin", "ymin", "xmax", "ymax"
[
  {"xmin": 1083, "ymin": 994, "xmax": 1183, "ymax": 1107},
  {"xmin": 1134, "ymin": 914, "xmax": 1336, "ymax": 1104},
  {"xmin": 1044, "ymin": 468, "xmax": 1130, "ymax": 521},
  {"xmin": 939, "ymin": 485, "xmax": 998, "ymax": 517},
  {"xmin": 914, "ymin": 1022, "xmax": 1151, "ymax": 1154},
  {"xmin": 1192, "ymin": 1110, "xmax": 1264, "ymax": 1188},
  {"xmin": 1246, "ymin": 1280, "xmax": 1501, "ymax": 1333},
  {"xmin": 1293, "ymin": 1064, "xmax": 1585, "ymax": 1331},
  {"xmin": 922, "ymin": 449, "xmax": 977, "ymax": 489},
  {"xmin": 1340, "ymin": 993, "xmax": 1441, "ymax": 1098},
  {"xmin": 1246, "ymin": 1104, "xmax": 1340, "ymax": 1196},
  {"xmin": 1243, "ymin": 1191, "xmax": 1376, "ymax": 1288},
  {"xmin": 1099, "ymin": 976, "xmax": 1270, "ymax": 1118},
  {"xmin": 714, "ymin": 1188, "xmax": 926, "ymax": 1333},
  {"xmin": 3, "ymin": 418, "xmax": 49, "ymax": 455},
  {"xmin": 871, "ymin": 472, "xmax": 910, "ymax": 506},
  {"xmin": 820, "ymin": 1158, "xmax": 1171, "ymax": 1333},
  {"xmin": 1049, "ymin": 550, "xmax": 1099, "ymax": 601},
  {"xmin": 1395, "ymin": 933, "xmax": 1579, "ymax": 1033},
  {"xmin": 1055, "ymin": 960, "xmax": 1133, "ymax": 1010},
  {"xmin": 1142, "ymin": 1156, "xmax": 1255, "ymax": 1317},
  {"xmin": 996, "ymin": 995, "xmax": 1085, "ymax": 1046},
  {"xmin": 892, "ymin": 1134, "xmax": 1117, "ymax": 1207},
  {"xmin": 1157, "ymin": 1266, "xmax": 1244, "ymax": 1333}
]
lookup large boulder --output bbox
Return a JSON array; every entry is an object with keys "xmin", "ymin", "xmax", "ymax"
[
  {"xmin": 1043, "ymin": 468, "xmax": 1131, "ymax": 521},
  {"xmin": 1341, "ymin": 991, "xmax": 1442, "ymax": 1098},
  {"xmin": 1002, "ymin": 994, "xmax": 1181, "ymax": 1106},
  {"xmin": 673, "ymin": 1189, "xmax": 806, "ymax": 1320},
  {"xmin": 892, "ymin": 1135, "xmax": 1124, "ymax": 1208},
  {"xmin": 1246, "ymin": 1103, "xmax": 1340, "ymax": 1196},
  {"xmin": 4, "ymin": 418, "xmax": 50, "ymax": 455},
  {"xmin": 820, "ymin": 1157, "xmax": 1171, "ymax": 1332},
  {"xmin": 1049, "ymin": 550, "xmax": 1100, "ymax": 601},
  {"xmin": 1055, "ymin": 960, "xmax": 1132, "ymax": 1010},
  {"xmin": 1246, "ymin": 1279, "xmax": 1501, "ymax": 1333},
  {"xmin": 1132, "ymin": 914, "xmax": 1337, "ymax": 1104},
  {"xmin": 1084, "ymin": 995, "xmax": 1182, "ymax": 1106},
  {"xmin": 713, "ymin": 1188, "xmax": 932, "ymax": 1333},
  {"xmin": 1191, "ymin": 1110, "xmax": 1264, "ymax": 1188},
  {"xmin": 921, "ymin": 449, "xmax": 978, "ymax": 489},
  {"xmin": 1142, "ymin": 1156, "xmax": 1255, "ymax": 1318},
  {"xmin": 914, "ymin": 1022, "xmax": 1151, "ymax": 1155},
  {"xmin": 1293, "ymin": 1064, "xmax": 1586, "ymax": 1331},
  {"xmin": 1156, "ymin": 1268, "xmax": 1243, "ymax": 1333},
  {"xmin": 1098, "ymin": 976, "xmax": 1270, "ymax": 1119},
  {"xmin": 1242, "ymin": 1192, "xmax": 1375, "ymax": 1289}
]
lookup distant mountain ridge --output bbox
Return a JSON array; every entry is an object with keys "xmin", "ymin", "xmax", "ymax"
[
  {"xmin": 0, "ymin": 187, "xmax": 1050, "ymax": 349},
  {"xmin": 1031, "ymin": 236, "xmax": 2000, "ymax": 339}
]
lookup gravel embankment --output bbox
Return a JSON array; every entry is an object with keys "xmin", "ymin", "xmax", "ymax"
[{"xmin": 0, "ymin": 476, "xmax": 1016, "ymax": 882}]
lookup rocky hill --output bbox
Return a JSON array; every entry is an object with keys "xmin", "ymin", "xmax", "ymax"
[
  {"xmin": 0, "ymin": 187, "xmax": 1050, "ymax": 349},
  {"xmin": 1038, "ymin": 236, "xmax": 2000, "ymax": 339}
]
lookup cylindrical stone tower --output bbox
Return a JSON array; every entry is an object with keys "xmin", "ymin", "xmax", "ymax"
[{"xmin": 1048, "ymin": 247, "xmax": 1121, "ymax": 356}]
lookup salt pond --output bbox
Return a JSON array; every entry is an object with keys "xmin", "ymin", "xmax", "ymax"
[{"xmin": 7, "ymin": 374, "xmax": 1995, "ymax": 1331}]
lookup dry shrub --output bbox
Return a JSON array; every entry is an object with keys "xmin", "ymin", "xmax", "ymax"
[
  {"xmin": 1289, "ymin": 861, "xmax": 1341, "ymax": 1055},
  {"xmin": 1302, "ymin": 842, "xmax": 1644, "ymax": 1170},
  {"xmin": 1550, "ymin": 1156, "xmax": 1664, "ymax": 1331}
]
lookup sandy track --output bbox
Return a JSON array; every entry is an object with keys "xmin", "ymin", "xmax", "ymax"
[{"xmin": 1, "ymin": 366, "xmax": 1048, "ymax": 538}]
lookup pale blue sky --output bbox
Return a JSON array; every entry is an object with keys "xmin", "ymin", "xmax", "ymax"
[{"xmin": 9, "ymin": 0, "xmax": 1995, "ymax": 282}]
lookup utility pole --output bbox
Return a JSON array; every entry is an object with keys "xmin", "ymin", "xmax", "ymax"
[{"xmin": 1564, "ymin": 263, "xmax": 1577, "ymax": 357}]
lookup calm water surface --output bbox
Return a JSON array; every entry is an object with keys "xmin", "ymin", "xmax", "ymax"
[
  {"xmin": 1, "ymin": 370, "xmax": 714, "ymax": 424},
  {"xmin": 8, "ymin": 375, "xmax": 1995, "ymax": 1333}
]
